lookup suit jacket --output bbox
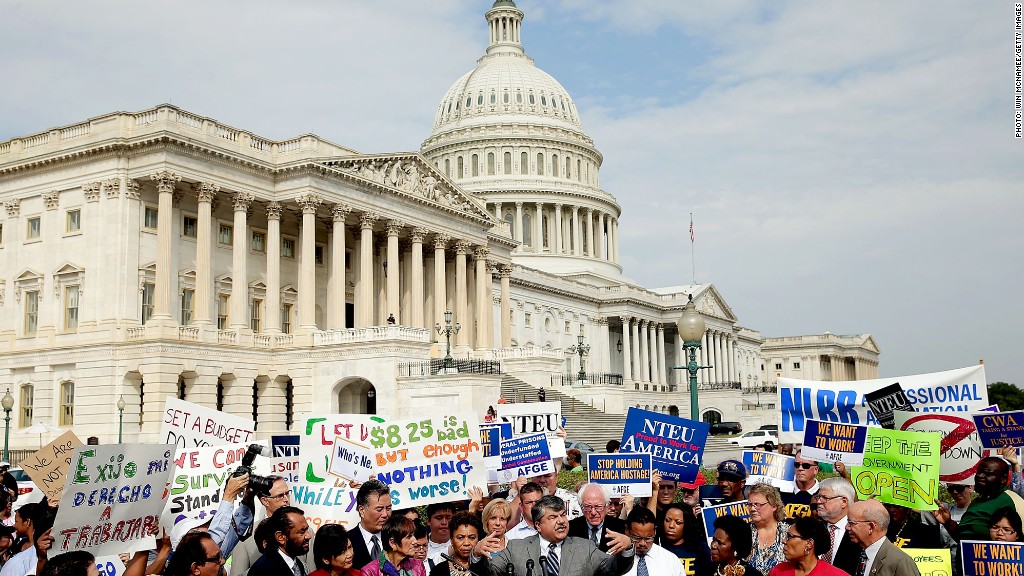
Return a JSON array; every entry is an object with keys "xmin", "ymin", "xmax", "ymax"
[
  {"xmin": 567, "ymin": 516, "xmax": 626, "ymax": 553},
  {"xmin": 348, "ymin": 525, "xmax": 377, "ymax": 571},
  {"xmin": 248, "ymin": 550, "xmax": 308, "ymax": 576},
  {"xmin": 831, "ymin": 531, "xmax": 862, "ymax": 576},
  {"xmin": 488, "ymin": 535, "xmax": 634, "ymax": 576},
  {"xmin": 868, "ymin": 539, "xmax": 922, "ymax": 576}
]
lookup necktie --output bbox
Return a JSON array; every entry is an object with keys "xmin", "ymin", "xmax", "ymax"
[
  {"xmin": 370, "ymin": 534, "xmax": 381, "ymax": 559},
  {"xmin": 854, "ymin": 549, "xmax": 868, "ymax": 576},
  {"xmin": 823, "ymin": 523, "xmax": 837, "ymax": 564},
  {"xmin": 637, "ymin": 556, "xmax": 649, "ymax": 576},
  {"xmin": 591, "ymin": 526, "xmax": 600, "ymax": 546},
  {"xmin": 547, "ymin": 542, "xmax": 560, "ymax": 576},
  {"xmin": 292, "ymin": 559, "xmax": 306, "ymax": 576}
]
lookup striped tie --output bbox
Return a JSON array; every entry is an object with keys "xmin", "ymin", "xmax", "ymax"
[{"xmin": 547, "ymin": 542, "xmax": 560, "ymax": 576}]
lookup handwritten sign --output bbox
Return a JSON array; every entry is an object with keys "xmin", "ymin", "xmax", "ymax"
[
  {"xmin": 21, "ymin": 430, "xmax": 83, "ymax": 502},
  {"xmin": 895, "ymin": 410, "xmax": 991, "ymax": 485},
  {"xmin": 497, "ymin": 402, "xmax": 566, "ymax": 458},
  {"xmin": 291, "ymin": 482, "xmax": 360, "ymax": 533},
  {"xmin": 961, "ymin": 540, "xmax": 1024, "ymax": 576},
  {"xmin": 701, "ymin": 500, "xmax": 750, "ymax": 543},
  {"xmin": 741, "ymin": 451, "xmax": 796, "ymax": 492},
  {"xmin": 497, "ymin": 433, "xmax": 553, "ymax": 484},
  {"xmin": 271, "ymin": 435, "xmax": 301, "ymax": 483},
  {"xmin": 51, "ymin": 443, "xmax": 174, "ymax": 558},
  {"xmin": 161, "ymin": 442, "xmax": 270, "ymax": 532},
  {"xmin": 799, "ymin": 419, "xmax": 868, "ymax": 466},
  {"xmin": 94, "ymin": 555, "xmax": 126, "ymax": 576},
  {"xmin": 973, "ymin": 410, "xmax": 1024, "ymax": 449},
  {"xmin": 903, "ymin": 549, "xmax": 950, "ymax": 576},
  {"xmin": 160, "ymin": 398, "xmax": 255, "ymax": 449},
  {"xmin": 619, "ymin": 408, "xmax": 709, "ymax": 483},
  {"xmin": 865, "ymin": 383, "xmax": 914, "ymax": 429},
  {"xmin": 329, "ymin": 435, "xmax": 375, "ymax": 483},
  {"xmin": 299, "ymin": 414, "xmax": 384, "ymax": 485},
  {"xmin": 368, "ymin": 413, "xmax": 487, "ymax": 508},
  {"xmin": 587, "ymin": 453, "xmax": 652, "ymax": 497},
  {"xmin": 850, "ymin": 427, "xmax": 940, "ymax": 511}
]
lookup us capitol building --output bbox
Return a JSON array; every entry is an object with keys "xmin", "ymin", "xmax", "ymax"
[{"xmin": 0, "ymin": 1, "xmax": 878, "ymax": 449}]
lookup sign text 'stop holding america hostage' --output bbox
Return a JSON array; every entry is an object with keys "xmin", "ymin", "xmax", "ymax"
[{"xmin": 777, "ymin": 365, "xmax": 988, "ymax": 444}]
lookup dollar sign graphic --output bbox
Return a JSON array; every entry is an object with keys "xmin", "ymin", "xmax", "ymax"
[{"xmin": 370, "ymin": 427, "xmax": 386, "ymax": 449}]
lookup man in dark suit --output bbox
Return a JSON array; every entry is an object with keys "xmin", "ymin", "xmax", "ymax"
[
  {"xmin": 248, "ymin": 506, "xmax": 312, "ymax": 576},
  {"xmin": 489, "ymin": 495, "xmax": 635, "ymax": 576},
  {"xmin": 846, "ymin": 500, "xmax": 921, "ymax": 576},
  {"xmin": 347, "ymin": 479, "xmax": 393, "ymax": 569},
  {"xmin": 568, "ymin": 483, "xmax": 626, "ymax": 553},
  {"xmin": 814, "ymin": 477, "xmax": 861, "ymax": 576}
]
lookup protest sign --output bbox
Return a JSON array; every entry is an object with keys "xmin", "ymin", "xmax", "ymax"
[
  {"xmin": 161, "ymin": 442, "xmax": 270, "ymax": 532},
  {"xmin": 982, "ymin": 405, "xmax": 1000, "ymax": 412},
  {"xmin": 973, "ymin": 410, "xmax": 1024, "ymax": 449},
  {"xmin": 480, "ymin": 422, "xmax": 512, "ymax": 470},
  {"xmin": 21, "ymin": 430, "xmax": 83, "ymax": 502},
  {"xmin": 903, "ymin": 549, "xmax": 951, "ymax": 576},
  {"xmin": 961, "ymin": 540, "xmax": 1024, "ymax": 576},
  {"xmin": 799, "ymin": 419, "xmax": 868, "ymax": 466},
  {"xmin": 329, "ymin": 435, "xmax": 375, "ymax": 483},
  {"xmin": 895, "ymin": 410, "xmax": 991, "ymax": 485},
  {"xmin": 701, "ymin": 500, "xmax": 749, "ymax": 543},
  {"xmin": 741, "ymin": 451, "xmax": 795, "ymax": 492},
  {"xmin": 497, "ymin": 401, "xmax": 566, "ymax": 458},
  {"xmin": 619, "ymin": 407, "xmax": 709, "ymax": 483},
  {"xmin": 368, "ymin": 412, "xmax": 487, "ymax": 507},
  {"xmin": 865, "ymin": 383, "xmax": 914, "ymax": 429},
  {"xmin": 497, "ymin": 433, "xmax": 553, "ymax": 483},
  {"xmin": 587, "ymin": 453, "xmax": 652, "ymax": 497},
  {"xmin": 94, "ymin": 556, "xmax": 126, "ymax": 576},
  {"xmin": 778, "ymin": 365, "xmax": 989, "ymax": 443},
  {"xmin": 52, "ymin": 443, "xmax": 174, "ymax": 558},
  {"xmin": 160, "ymin": 398, "xmax": 256, "ymax": 449},
  {"xmin": 299, "ymin": 414, "xmax": 385, "ymax": 485},
  {"xmin": 850, "ymin": 427, "xmax": 940, "ymax": 511},
  {"xmin": 271, "ymin": 435, "xmax": 301, "ymax": 483},
  {"xmin": 291, "ymin": 482, "xmax": 361, "ymax": 531}
]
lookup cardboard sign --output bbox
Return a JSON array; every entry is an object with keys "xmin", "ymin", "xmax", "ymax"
[
  {"xmin": 328, "ymin": 435, "xmax": 375, "ymax": 483},
  {"xmin": 864, "ymin": 382, "xmax": 914, "ymax": 429},
  {"xmin": 160, "ymin": 398, "xmax": 256, "ymax": 449},
  {"xmin": 271, "ymin": 435, "xmax": 301, "ymax": 484},
  {"xmin": 778, "ymin": 365, "xmax": 989, "ymax": 443},
  {"xmin": 587, "ymin": 453, "xmax": 652, "ymax": 497},
  {"xmin": 291, "ymin": 482, "xmax": 361, "ymax": 532},
  {"xmin": 368, "ymin": 413, "xmax": 488, "ymax": 508},
  {"xmin": 799, "ymin": 419, "xmax": 868, "ymax": 466},
  {"xmin": 497, "ymin": 401, "xmax": 566, "ymax": 458},
  {"xmin": 850, "ymin": 427, "xmax": 940, "ymax": 511},
  {"xmin": 299, "ymin": 414, "xmax": 385, "ymax": 485},
  {"xmin": 94, "ymin": 555, "xmax": 126, "ymax": 576},
  {"xmin": 741, "ymin": 451, "xmax": 796, "ymax": 493},
  {"xmin": 701, "ymin": 500, "xmax": 750, "ymax": 543},
  {"xmin": 21, "ymin": 430, "xmax": 83, "ymax": 502},
  {"xmin": 161, "ymin": 442, "xmax": 270, "ymax": 532},
  {"xmin": 480, "ymin": 422, "xmax": 512, "ymax": 471},
  {"xmin": 903, "ymin": 549, "xmax": 950, "ymax": 576},
  {"xmin": 619, "ymin": 407, "xmax": 709, "ymax": 483},
  {"xmin": 51, "ymin": 443, "xmax": 174, "ymax": 558},
  {"xmin": 497, "ymin": 433, "xmax": 553, "ymax": 483},
  {"xmin": 961, "ymin": 540, "xmax": 1024, "ymax": 576},
  {"xmin": 973, "ymin": 410, "xmax": 1024, "ymax": 449},
  {"xmin": 895, "ymin": 410, "xmax": 991, "ymax": 485}
]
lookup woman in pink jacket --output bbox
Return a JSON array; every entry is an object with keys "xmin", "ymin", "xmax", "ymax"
[{"xmin": 360, "ymin": 516, "xmax": 427, "ymax": 576}]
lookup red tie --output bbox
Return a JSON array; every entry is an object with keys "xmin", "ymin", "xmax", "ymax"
[{"xmin": 823, "ymin": 523, "xmax": 838, "ymax": 564}]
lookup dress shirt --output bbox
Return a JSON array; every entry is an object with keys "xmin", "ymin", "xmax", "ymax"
[
  {"xmin": 0, "ymin": 548, "xmax": 35, "ymax": 576},
  {"xmin": 279, "ymin": 549, "xmax": 300, "ymax": 573},
  {"xmin": 861, "ymin": 537, "xmax": 886, "ymax": 576},
  {"xmin": 538, "ymin": 535, "xmax": 564, "ymax": 561},
  {"xmin": 623, "ymin": 544, "xmax": 683, "ymax": 576},
  {"xmin": 360, "ymin": 525, "xmax": 383, "ymax": 557},
  {"xmin": 207, "ymin": 499, "xmax": 254, "ymax": 559},
  {"xmin": 427, "ymin": 538, "xmax": 450, "ymax": 567},
  {"xmin": 505, "ymin": 520, "xmax": 538, "ymax": 540}
]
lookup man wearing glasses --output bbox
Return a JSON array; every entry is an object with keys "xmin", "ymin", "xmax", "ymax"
[
  {"xmin": 813, "ymin": 477, "xmax": 861, "ymax": 576},
  {"xmin": 845, "ymin": 500, "xmax": 921, "ymax": 576},
  {"xmin": 569, "ymin": 483, "xmax": 625, "ymax": 552},
  {"xmin": 622, "ymin": 506, "xmax": 681, "ymax": 576},
  {"xmin": 943, "ymin": 484, "xmax": 973, "ymax": 522},
  {"xmin": 230, "ymin": 476, "xmax": 299, "ymax": 575},
  {"xmin": 782, "ymin": 451, "xmax": 820, "ymax": 518}
]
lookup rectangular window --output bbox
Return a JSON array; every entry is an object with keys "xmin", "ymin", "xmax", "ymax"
[
  {"xmin": 0, "ymin": 222, "xmax": 4, "ymax": 245},
  {"xmin": 251, "ymin": 231, "xmax": 265, "ymax": 253},
  {"xmin": 793, "ymin": 362, "xmax": 801, "ymax": 369},
  {"xmin": 250, "ymin": 299, "xmax": 262, "ymax": 332},
  {"xmin": 565, "ymin": 320, "xmax": 571, "ymax": 333},
  {"xmin": 59, "ymin": 381, "xmax": 75, "ymax": 426},
  {"xmin": 65, "ymin": 285, "xmax": 79, "ymax": 331},
  {"xmin": 524, "ymin": 312, "xmax": 532, "ymax": 327},
  {"xmin": 282, "ymin": 238, "xmax": 296, "ymax": 259},
  {"xmin": 141, "ymin": 283, "xmax": 155, "ymax": 324},
  {"xmin": 25, "ymin": 290, "xmax": 39, "ymax": 334},
  {"xmin": 218, "ymin": 224, "xmax": 233, "ymax": 246},
  {"xmin": 217, "ymin": 294, "xmax": 229, "ymax": 330},
  {"xmin": 181, "ymin": 289, "xmax": 194, "ymax": 325},
  {"xmin": 66, "ymin": 209, "xmax": 81, "ymax": 233},
  {"xmin": 774, "ymin": 363, "xmax": 783, "ymax": 370},
  {"xmin": 19, "ymin": 386, "xmax": 33, "ymax": 428},
  {"xmin": 182, "ymin": 216, "xmax": 198, "ymax": 238},
  {"xmin": 27, "ymin": 216, "xmax": 41, "ymax": 239},
  {"xmin": 315, "ymin": 244, "xmax": 325, "ymax": 266},
  {"xmin": 144, "ymin": 207, "xmax": 158, "ymax": 229},
  {"xmin": 281, "ymin": 304, "xmax": 292, "ymax": 334}
]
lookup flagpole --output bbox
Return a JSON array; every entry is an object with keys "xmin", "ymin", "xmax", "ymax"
[{"xmin": 690, "ymin": 213, "xmax": 696, "ymax": 284}]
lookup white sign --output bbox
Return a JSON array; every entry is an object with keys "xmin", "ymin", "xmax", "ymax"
[
  {"xmin": 497, "ymin": 433, "xmax": 553, "ymax": 483},
  {"xmin": 94, "ymin": 555, "xmax": 126, "ymax": 576},
  {"xmin": 291, "ymin": 482, "xmax": 361, "ymax": 532},
  {"xmin": 299, "ymin": 414, "xmax": 385, "ymax": 486},
  {"xmin": 328, "ymin": 435, "xmax": 374, "ymax": 483},
  {"xmin": 894, "ymin": 410, "xmax": 991, "ymax": 485},
  {"xmin": 160, "ymin": 398, "xmax": 256, "ymax": 449},
  {"xmin": 497, "ymin": 401, "xmax": 566, "ymax": 458}
]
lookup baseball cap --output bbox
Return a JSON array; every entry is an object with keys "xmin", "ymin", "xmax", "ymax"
[
  {"xmin": 170, "ymin": 516, "xmax": 211, "ymax": 549},
  {"xmin": 679, "ymin": 472, "xmax": 708, "ymax": 490},
  {"xmin": 717, "ymin": 460, "xmax": 748, "ymax": 481}
]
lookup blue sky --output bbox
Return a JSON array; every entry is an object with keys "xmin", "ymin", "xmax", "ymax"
[{"xmin": 1, "ymin": 1, "xmax": 1020, "ymax": 385}]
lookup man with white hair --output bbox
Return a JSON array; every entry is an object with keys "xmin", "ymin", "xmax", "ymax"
[
  {"xmin": 846, "ymin": 500, "xmax": 921, "ymax": 576},
  {"xmin": 813, "ymin": 477, "xmax": 861, "ymax": 576},
  {"xmin": 569, "ymin": 483, "xmax": 625, "ymax": 552}
]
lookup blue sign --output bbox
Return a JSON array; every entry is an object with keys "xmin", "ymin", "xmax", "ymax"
[
  {"xmin": 271, "ymin": 435, "xmax": 300, "ymax": 458},
  {"xmin": 961, "ymin": 540, "xmax": 1024, "ymax": 576},
  {"xmin": 741, "ymin": 451, "xmax": 796, "ymax": 492},
  {"xmin": 498, "ymin": 433, "xmax": 552, "ymax": 482},
  {"xmin": 480, "ymin": 423, "xmax": 512, "ymax": 459},
  {"xmin": 701, "ymin": 500, "xmax": 750, "ymax": 543},
  {"xmin": 799, "ymin": 418, "xmax": 869, "ymax": 466},
  {"xmin": 972, "ymin": 411, "xmax": 1024, "ymax": 449},
  {"xmin": 619, "ymin": 408, "xmax": 709, "ymax": 483},
  {"xmin": 587, "ymin": 453, "xmax": 652, "ymax": 496}
]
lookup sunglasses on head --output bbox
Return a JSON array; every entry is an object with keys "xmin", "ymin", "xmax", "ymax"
[{"xmin": 794, "ymin": 462, "xmax": 816, "ymax": 470}]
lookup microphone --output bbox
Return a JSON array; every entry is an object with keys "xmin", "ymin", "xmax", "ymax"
[
  {"xmin": 507, "ymin": 562, "xmax": 516, "ymax": 576},
  {"xmin": 539, "ymin": 556, "xmax": 550, "ymax": 576},
  {"xmin": 525, "ymin": 559, "xmax": 534, "ymax": 576}
]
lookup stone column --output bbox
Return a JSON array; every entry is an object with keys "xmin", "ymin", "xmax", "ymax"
[
  {"xmin": 637, "ymin": 320, "xmax": 649, "ymax": 382},
  {"xmin": 611, "ymin": 219, "xmax": 619, "ymax": 262},
  {"xmin": 534, "ymin": 203, "xmax": 543, "ymax": 252},
  {"xmin": 647, "ymin": 322, "xmax": 657, "ymax": 383},
  {"xmin": 385, "ymin": 220, "xmax": 403, "ymax": 321},
  {"xmin": 630, "ymin": 318, "xmax": 641, "ymax": 383},
  {"xmin": 329, "ymin": 204, "xmax": 350, "ymax": 329},
  {"xmin": 727, "ymin": 336, "xmax": 736, "ymax": 382},
  {"xmin": 297, "ymin": 193, "xmax": 322, "ymax": 331},
  {"xmin": 599, "ymin": 318, "xmax": 611, "ymax": 372},
  {"xmin": 357, "ymin": 213, "xmax": 378, "ymax": 327},
  {"xmin": 554, "ymin": 204, "xmax": 563, "ymax": 254},
  {"xmin": 514, "ymin": 202, "xmax": 523, "ymax": 244},
  {"xmin": 571, "ymin": 206, "xmax": 580, "ymax": 255},
  {"xmin": 597, "ymin": 212, "xmax": 606, "ymax": 260},
  {"xmin": 499, "ymin": 266, "xmax": 512, "ymax": 347},
  {"xmin": 621, "ymin": 317, "xmax": 633, "ymax": 381},
  {"xmin": 150, "ymin": 171, "xmax": 180, "ymax": 321},
  {"xmin": 193, "ymin": 182, "xmax": 218, "ymax": 325},
  {"xmin": 674, "ymin": 332, "xmax": 684, "ymax": 387},
  {"xmin": 698, "ymin": 332, "xmax": 708, "ymax": 385},
  {"xmin": 474, "ymin": 247, "xmax": 490, "ymax": 348},
  {"xmin": 495, "ymin": 202, "xmax": 503, "ymax": 221},
  {"xmin": 433, "ymin": 234, "xmax": 449, "ymax": 330},
  {"xmin": 454, "ymin": 240, "xmax": 471, "ymax": 346},
  {"xmin": 410, "ymin": 228, "xmax": 426, "ymax": 328},
  {"xmin": 265, "ymin": 201, "xmax": 283, "ymax": 333},
  {"xmin": 717, "ymin": 332, "xmax": 726, "ymax": 384},
  {"xmin": 657, "ymin": 324, "xmax": 666, "ymax": 385},
  {"xmin": 585, "ymin": 209, "xmax": 594, "ymax": 257},
  {"xmin": 230, "ymin": 191, "xmax": 255, "ymax": 329}
]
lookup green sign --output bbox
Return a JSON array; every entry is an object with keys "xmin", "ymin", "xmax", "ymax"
[{"xmin": 850, "ymin": 427, "xmax": 941, "ymax": 511}]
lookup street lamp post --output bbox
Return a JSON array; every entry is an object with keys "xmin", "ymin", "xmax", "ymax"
[
  {"xmin": 1, "ymin": 390, "xmax": 13, "ymax": 462},
  {"xmin": 434, "ymin": 310, "xmax": 460, "ymax": 371},
  {"xmin": 673, "ymin": 294, "xmax": 711, "ymax": 422},
  {"xmin": 116, "ymin": 395, "xmax": 126, "ymax": 443},
  {"xmin": 568, "ymin": 327, "xmax": 591, "ymax": 384}
]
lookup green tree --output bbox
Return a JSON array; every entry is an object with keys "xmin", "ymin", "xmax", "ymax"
[{"xmin": 987, "ymin": 382, "xmax": 1024, "ymax": 411}]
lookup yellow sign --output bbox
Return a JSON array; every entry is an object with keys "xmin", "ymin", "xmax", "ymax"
[{"xmin": 903, "ymin": 548, "xmax": 951, "ymax": 576}]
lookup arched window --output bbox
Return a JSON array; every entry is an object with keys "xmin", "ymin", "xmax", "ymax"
[
  {"xmin": 521, "ymin": 152, "xmax": 528, "ymax": 174},
  {"xmin": 542, "ymin": 215, "xmax": 549, "ymax": 247},
  {"xmin": 703, "ymin": 409, "xmax": 723, "ymax": 425},
  {"xmin": 490, "ymin": 91, "xmax": 496, "ymax": 105},
  {"xmin": 503, "ymin": 152, "xmax": 512, "ymax": 174},
  {"xmin": 503, "ymin": 91, "xmax": 510, "ymax": 104},
  {"xmin": 59, "ymin": 380, "xmax": 75, "ymax": 426},
  {"xmin": 523, "ymin": 213, "xmax": 532, "ymax": 245},
  {"xmin": 19, "ymin": 384, "xmax": 34, "ymax": 427},
  {"xmin": 552, "ymin": 154, "xmax": 559, "ymax": 177},
  {"xmin": 477, "ymin": 94, "xmax": 484, "ymax": 106},
  {"xmin": 444, "ymin": 159, "xmax": 450, "ymax": 178},
  {"xmin": 457, "ymin": 156, "xmax": 464, "ymax": 179},
  {"xmin": 581, "ymin": 223, "xmax": 587, "ymax": 252},
  {"xmin": 504, "ymin": 213, "xmax": 515, "ymax": 239},
  {"xmin": 516, "ymin": 91, "xmax": 523, "ymax": 104},
  {"xmin": 536, "ymin": 153, "xmax": 544, "ymax": 175},
  {"xmin": 577, "ymin": 159, "xmax": 582, "ymax": 182},
  {"xmin": 565, "ymin": 157, "xmax": 571, "ymax": 178},
  {"xmin": 529, "ymin": 92, "xmax": 536, "ymax": 105},
  {"xmin": 487, "ymin": 153, "xmax": 495, "ymax": 176},
  {"xmin": 471, "ymin": 154, "xmax": 479, "ymax": 177}
]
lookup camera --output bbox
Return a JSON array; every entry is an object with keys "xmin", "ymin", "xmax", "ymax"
[{"xmin": 233, "ymin": 444, "xmax": 275, "ymax": 495}]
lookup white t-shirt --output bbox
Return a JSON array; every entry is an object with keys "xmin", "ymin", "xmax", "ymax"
[
  {"xmin": 624, "ymin": 544, "xmax": 683, "ymax": 576},
  {"xmin": 0, "ymin": 548, "xmax": 36, "ymax": 576}
]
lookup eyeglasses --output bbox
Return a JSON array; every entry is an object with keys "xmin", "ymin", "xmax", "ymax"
[
  {"xmin": 781, "ymin": 532, "xmax": 804, "ymax": 542},
  {"xmin": 811, "ymin": 494, "xmax": 844, "ymax": 503},
  {"xmin": 748, "ymin": 501, "xmax": 772, "ymax": 509},
  {"xmin": 992, "ymin": 526, "xmax": 1018, "ymax": 536},
  {"xmin": 630, "ymin": 536, "xmax": 656, "ymax": 544},
  {"xmin": 582, "ymin": 505, "xmax": 606, "ymax": 513},
  {"xmin": 846, "ymin": 519, "xmax": 874, "ymax": 528},
  {"xmin": 267, "ymin": 489, "xmax": 291, "ymax": 500},
  {"xmin": 794, "ymin": 462, "xmax": 817, "ymax": 470}
]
